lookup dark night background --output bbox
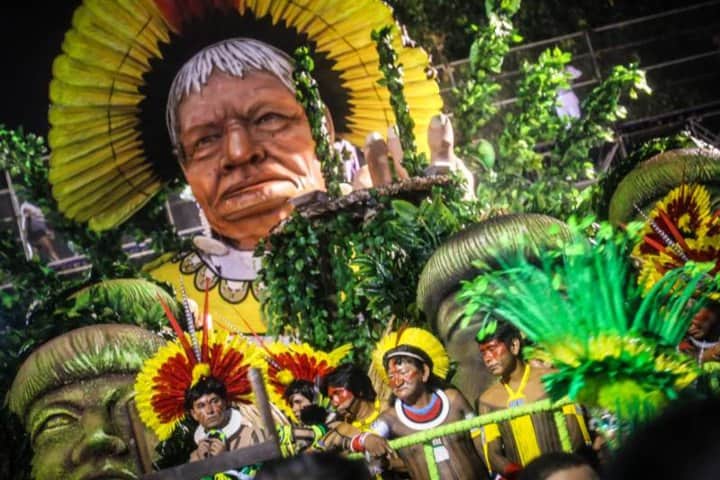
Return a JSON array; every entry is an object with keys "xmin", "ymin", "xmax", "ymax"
[{"xmin": 1, "ymin": 3, "xmax": 81, "ymax": 137}]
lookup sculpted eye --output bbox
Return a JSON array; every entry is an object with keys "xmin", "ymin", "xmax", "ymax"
[
  {"xmin": 33, "ymin": 412, "xmax": 77, "ymax": 442},
  {"xmin": 195, "ymin": 134, "xmax": 221, "ymax": 149},
  {"xmin": 255, "ymin": 112, "xmax": 288, "ymax": 129}
]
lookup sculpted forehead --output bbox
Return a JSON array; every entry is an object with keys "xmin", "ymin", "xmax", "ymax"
[
  {"xmin": 27, "ymin": 374, "xmax": 136, "ymax": 429},
  {"xmin": 177, "ymin": 70, "xmax": 297, "ymax": 133}
]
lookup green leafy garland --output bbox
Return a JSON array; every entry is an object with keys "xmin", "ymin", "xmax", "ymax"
[
  {"xmin": 292, "ymin": 47, "xmax": 344, "ymax": 197},
  {"xmin": 260, "ymin": 181, "xmax": 477, "ymax": 362},
  {"xmin": 453, "ymin": 2, "xmax": 652, "ymax": 219},
  {"xmin": 372, "ymin": 26, "xmax": 428, "ymax": 177},
  {"xmin": 0, "ymin": 126, "xmax": 190, "ymax": 281}
]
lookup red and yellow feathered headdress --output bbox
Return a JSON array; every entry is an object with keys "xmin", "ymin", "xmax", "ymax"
[
  {"xmin": 265, "ymin": 342, "xmax": 351, "ymax": 421},
  {"xmin": 134, "ymin": 284, "xmax": 265, "ymax": 440},
  {"xmin": 633, "ymin": 183, "xmax": 720, "ymax": 295}
]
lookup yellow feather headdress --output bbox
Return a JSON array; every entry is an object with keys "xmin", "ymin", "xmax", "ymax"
[
  {"xmin": 48, "ymin": 0, "xmax": 442, "ymax": 231},
  {"xmin": 371, "ymin": 327, "xmax": 449, "ymax": 382}
]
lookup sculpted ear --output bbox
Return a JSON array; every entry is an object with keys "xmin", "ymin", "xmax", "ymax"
[{"xmin": 422, "ymin": 364, "xmax": 431, "ymax": 383}]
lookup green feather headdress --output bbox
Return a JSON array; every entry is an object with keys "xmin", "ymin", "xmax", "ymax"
[{"xmin": 461, "ymin": 223, "xmax": 718, "ymax": 422}]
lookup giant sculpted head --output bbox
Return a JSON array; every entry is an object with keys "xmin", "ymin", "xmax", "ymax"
[
  {"xmin": 8, "ymin": 324, "xmax": 164, "ymax": 480},
  {"xmin": 166, "ymin": 39, "xmax": 327, "ymax": 250}
]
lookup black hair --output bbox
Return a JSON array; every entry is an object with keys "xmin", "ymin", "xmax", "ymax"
[
  {"xmin": 518, "ymin": 452, "xmax": 597, "ymax": 480},
  {"xmin": 477, "ymin": 320, "xmax": 522, "ymax": 349},
  {"xmin": 299, "ymin": 404, "xmax": 329, "ymax": 425},
  {"xmin": 283, "ymin": 379, "xmax": 317, "ymax": 403},
  {"xmin": 322, "ymin": 363, "xmax": 376, "ymax": 401},
  {"xmin": 255, "ymin": 451, "xmax": 371, "ymax": 480},
  {"xmin": 184, "ymin": 376, "xmax": 227, "ymax": 411}
]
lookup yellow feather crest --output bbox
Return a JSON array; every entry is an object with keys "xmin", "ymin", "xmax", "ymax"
[{"xmin": 372, "ymin": 327, "xmax": 449, "ymax": 382}]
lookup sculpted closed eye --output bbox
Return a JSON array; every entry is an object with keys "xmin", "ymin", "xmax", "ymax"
[
  {"xmin": 255, "ymin": 112, "xmax": 290, "ymax": 129},
  {"xmin": 32, "ymin": 412, "xmax": 78, "ymax": 442}
]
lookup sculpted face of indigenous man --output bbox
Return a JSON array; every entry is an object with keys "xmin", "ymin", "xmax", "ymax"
[
  {"xmin": 168, "ymin": 39, "xmax": 326, "ymax": 251},
  {"xmin": 7, "ymin": 324, "xmax": 164, "ymax": 480}
]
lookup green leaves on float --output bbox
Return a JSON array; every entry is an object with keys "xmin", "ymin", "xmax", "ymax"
[
  {"xmin": 260, "ymin": 181, "xmax": 477, "ymax": 362},
  {"xmin": 372, "ymin": 26, "xmax": 427, "ymax": 177},
  {"xmin": 292, "ymin": 47, "xmax": 344, "ymax": 197}
]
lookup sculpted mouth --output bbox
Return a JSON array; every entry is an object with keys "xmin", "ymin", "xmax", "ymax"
[{"xmin": 219, "ymin": 176, "xmax": 297, "ymax": 202}]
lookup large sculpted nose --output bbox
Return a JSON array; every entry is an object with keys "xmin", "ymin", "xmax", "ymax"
[
  {"xmin": 221, "ymin": 125, "xmax": 262, "ymax": 170},
  {"xmin": 71, "ymin": 409, "xmax": 128, "ymax": 464}
]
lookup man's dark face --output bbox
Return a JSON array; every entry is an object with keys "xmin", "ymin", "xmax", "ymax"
[
  {"xmin": 287, "ymin": 392, "xmax": 313, "ymax": 419},
  {"xmin": 189, "ymin": 393, "xmax": 229, "ymax": 430},
  {"xmin": 327, "ymin": 386, "xmax": 355, "ymax": 417},
  {"xmin": 478, "ymin": 338, "xmax": 518, "ymax": 378},
  {"xmin": 387, "ymin": 356, "xmax": 429, "ymax": 404},
  {"xmin": 688, "ymin": 306, "xmax": 720, "ymax": 340}
]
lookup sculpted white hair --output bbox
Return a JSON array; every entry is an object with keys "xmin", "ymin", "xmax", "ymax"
[{"xmin": 166, "ymin": 38, "xmax": 295, "ymax": 162}]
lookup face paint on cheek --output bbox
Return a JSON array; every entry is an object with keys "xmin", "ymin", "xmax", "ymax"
[
  {"xmin": 327, "ymin": 387, "xmax": 353, "ymax": 409},
  {"xmin": 388, "ymin": 360, "xmax": 420, "ymax": 388},
  {"xmin": 479, "ymin": 340, "xmax": 509, "ymax": 363}
]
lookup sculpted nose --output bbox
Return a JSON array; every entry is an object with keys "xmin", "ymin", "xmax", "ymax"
[
  {"xmin": 71, "ymin": 411, "xmax": 128, "ymax": 464},
  {"xmin": 221, "ymin": 125, "xmax": 262, "ymax": 170}
]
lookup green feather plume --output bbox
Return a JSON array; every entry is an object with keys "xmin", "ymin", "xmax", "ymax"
[{"xmin": 461, "ymin": 223, "xmax": 719, "ymax": 422}]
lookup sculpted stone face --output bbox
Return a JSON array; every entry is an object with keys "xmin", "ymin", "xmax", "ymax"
[
  {"xmin": 27, "ymin": 374, "xmax": 151, "ymax": 480},
  {"xmin": 178, "ymin": 70, "xmax": 326, "ymax": 250}
]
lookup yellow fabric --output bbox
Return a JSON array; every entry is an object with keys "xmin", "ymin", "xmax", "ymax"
[
  {"xmin": 501, "ymin": 366, "xmax": 541, "ymax": 466},
  {"xmin": 508, "ymin": 415, "xmax": 541, "ymax": 466},
  {"xmin": 479, "ymin": 422, "xmax": 500, "ymax": 467},
  {"xmin": 148, "ymin": 256, "xmax": 266, "ymax": 334},
  {"xmin": 562, "ymin": 404, "xmax": 592, "ymax": 445}
]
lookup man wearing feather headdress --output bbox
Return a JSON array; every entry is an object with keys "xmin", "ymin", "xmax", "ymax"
[
  {"xmin": 474, "ymin": 321, "xmax": 590, "ymax": 478},
  {"xmin": 361, "ymin": 327, "xmax": 488, "ymax": 480}
]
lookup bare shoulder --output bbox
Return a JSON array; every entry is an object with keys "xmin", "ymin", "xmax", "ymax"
[{"xmin": 476, "ymin": 383, "xmax": 504, "ymax": 413}]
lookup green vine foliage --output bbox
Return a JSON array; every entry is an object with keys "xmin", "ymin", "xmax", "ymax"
[
  {"xmin": 593, "ymin": 132, "xmax": 695, "ymax": 218},
  {"xmin": 454, "ymin": 0, "xmax": 523, "ymax": 145},
  {"xmin": 453, "ymin": 2, "xmax": 652, "ymax": 220},
  {"xmin": 0, "ymin": 126, "xmax": 189, "ymax": 478},
  {"xmin": 0, "ymin": 126, "xmax": 189, "ymax": 282},
  {"xmin": 372, "ymin": 26, "xmax": 428, "ymax": 177},
  {"xmin": 260, "ymin": 180, "xmax": 478, "ymax": 362},
  {"xmin": 292, "ymin": 47, "xmax": 344, "ymax": 197}
]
